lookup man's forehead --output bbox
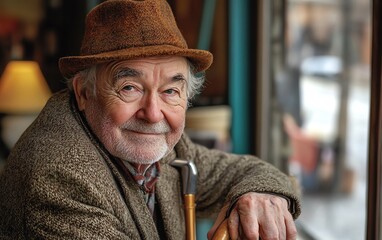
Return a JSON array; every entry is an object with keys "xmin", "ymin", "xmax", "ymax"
[{"xmin": 95, "ymin": 56, "xmax": 189, "ymax": 84}]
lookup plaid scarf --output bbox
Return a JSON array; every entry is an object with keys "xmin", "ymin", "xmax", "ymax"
[
  {"xmin": 120, "ymin": 161, "xmax": 160, "ymax": 216},
  {"xmin": 122, "ymin": 161, "xmax": 160, "ymax": 193}
]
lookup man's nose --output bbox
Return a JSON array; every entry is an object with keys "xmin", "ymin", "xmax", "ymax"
[{"xmin": 136, "ymin": 93, "xmax": 164, "ymax": 123}]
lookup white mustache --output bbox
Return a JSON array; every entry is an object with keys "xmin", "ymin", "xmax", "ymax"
[{"xmin": 121, "ymin": 119, "xmax": 171, "ymax": 134}]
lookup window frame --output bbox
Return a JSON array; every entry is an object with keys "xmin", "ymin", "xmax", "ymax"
[{"xmin": 366, "ymin": 0, "xmax": 382, "ymax": 239}]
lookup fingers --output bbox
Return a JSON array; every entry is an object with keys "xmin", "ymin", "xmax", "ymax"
[
  {"xmin": 285, "ymin": 211, "xmax": 298, "ymax": 239},
  {"xmin": 235, "ymin": 199, "xmax": 260, "ymax": 240},
  {"xmin": 258, "ymin": 212, "xmax": 284, "ymax": 240},
  {"xmin": 227, "ymin": 192, "xmax": 297, "ymax": 240},
  {"xmin": 258, "ymin": 196, "xmax": 287, "ymax": 239},
  {"xmin": 227, "ymin": 207, "xmax": 245, "ymax": 240}
]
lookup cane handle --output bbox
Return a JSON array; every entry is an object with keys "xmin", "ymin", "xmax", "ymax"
[{"xmin": 212, "ymin": 218, "xmax": 230, "ymax": 240}]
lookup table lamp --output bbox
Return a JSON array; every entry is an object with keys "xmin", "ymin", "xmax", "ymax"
[{"xmin": 0, "ymin": 60, "xmax": 52, "ymax": 157}]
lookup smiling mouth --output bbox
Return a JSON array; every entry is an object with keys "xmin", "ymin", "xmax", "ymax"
[{"xmin": 128, "ymin": 130, "xmax": 163, "ymax": 136}]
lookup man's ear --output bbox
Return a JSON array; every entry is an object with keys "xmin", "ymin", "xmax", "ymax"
[{"xmin": 72, "ymin": 76, "xmax": 88, "ymax": 111}]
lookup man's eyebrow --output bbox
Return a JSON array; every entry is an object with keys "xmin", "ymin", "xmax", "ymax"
[
  {"xmin": 172, "ymin": 73, "xmax": 186, "ymax": 82},
  {"xmin": 113, "ymin": 67, "xmax": 142, "ymax": 82}
]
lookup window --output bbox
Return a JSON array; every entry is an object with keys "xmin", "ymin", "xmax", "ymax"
[{"xmin": 261, "ymin": 0, "xmax": 372, "ymax": 238}]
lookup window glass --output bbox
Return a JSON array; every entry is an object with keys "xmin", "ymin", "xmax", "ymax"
[{"xmin": 269, "ymin": 0, "xmax": 371, "ymax": 239}]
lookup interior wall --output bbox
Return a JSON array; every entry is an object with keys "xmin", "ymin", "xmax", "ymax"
[{"xmin": 170, "ymin": 0, "xmax": 228, "ymax": 106}]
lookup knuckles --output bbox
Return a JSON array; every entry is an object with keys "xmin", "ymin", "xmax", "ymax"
[{"xmin": 236, "ymin": 193, "xmax": 286, "ymax": 212}]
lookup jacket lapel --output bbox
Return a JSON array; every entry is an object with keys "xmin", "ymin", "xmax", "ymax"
[
  {"xmin": 156, "ymin": 163, "xmax": 185, "ymax": 240},
  {"xmin": 104, "ymin": 156, "xmax": 160, "ymax": 239}
]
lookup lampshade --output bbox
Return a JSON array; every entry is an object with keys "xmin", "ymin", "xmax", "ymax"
[{"xmin": 0, "ymin": 61, "xmax": 51, "ymax": 114}]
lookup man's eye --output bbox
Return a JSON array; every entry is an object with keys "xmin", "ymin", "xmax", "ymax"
[
  {"xmin": 164, "ymin": 89, "xmax": 177, "ymax": 95},
  {"xmin": 123, "ymin": 85, "xmax": 135, "ymax": 91}
]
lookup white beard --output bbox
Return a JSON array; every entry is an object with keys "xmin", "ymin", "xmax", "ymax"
[{"xmin": 85, "ymin": 98, "xmax": 184, "ymax": 165}]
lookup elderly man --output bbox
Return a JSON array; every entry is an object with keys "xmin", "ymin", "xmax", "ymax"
[{"xmin": 0, "ymin": 0, "xmax": 300, "ymax": 239}]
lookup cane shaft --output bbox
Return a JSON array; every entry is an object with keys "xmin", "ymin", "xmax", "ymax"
[{"xmin": 184, "ymin": 194, "xmax": 196, "ymax": 240}]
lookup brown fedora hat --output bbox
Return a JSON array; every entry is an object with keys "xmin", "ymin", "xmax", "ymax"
[{"xmin": 59, "ymin": 0, "xmax": 213, "ymax": 78}]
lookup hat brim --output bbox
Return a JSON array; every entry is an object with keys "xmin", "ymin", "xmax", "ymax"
[{"xmin": 59, "ymin": 45, "xmax": 213, "ymax": 78}]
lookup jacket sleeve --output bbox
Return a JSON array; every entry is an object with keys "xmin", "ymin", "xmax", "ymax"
[
  {"xmin": 23, "ymin": 163, "xmax": 131, "ymax": 239},
  {"xmin": 175, "ymin": 134, "xmax": 301, "ymax": 220},
  {"xmin": 0, "ymin": 138, "xmax": 138, "ymax": 239}
]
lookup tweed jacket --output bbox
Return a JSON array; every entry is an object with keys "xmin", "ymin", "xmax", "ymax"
[{"xmin": 0, "ymin": 90, "xmax": 300, "ymax": 239}]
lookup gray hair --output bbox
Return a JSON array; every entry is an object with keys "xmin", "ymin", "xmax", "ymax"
[
  {"xmin": 67, "ymin": 66, "xmax": 97, "ymax": 96},
  {"xmin": 67, "ymin": 60, "xmax": 205, "ymax": 101}
]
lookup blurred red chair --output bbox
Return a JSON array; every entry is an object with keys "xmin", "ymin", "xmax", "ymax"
[{"xmin": 283, "ymin": 114, "xmax": 319, "ymax": 174}]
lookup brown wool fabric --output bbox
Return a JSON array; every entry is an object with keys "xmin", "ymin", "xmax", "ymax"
[
  {"xmin": 59, "ymin": 0, "xmax": 213, "ymax": 78},
  {"xmin": 0, "ymin": 90, "xmax": 301, "ymax": 238}
]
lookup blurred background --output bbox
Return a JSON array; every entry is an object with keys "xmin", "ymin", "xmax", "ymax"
[{"xmin": 0, "ymin": 0, "xmax": 376, "ymax": 239}]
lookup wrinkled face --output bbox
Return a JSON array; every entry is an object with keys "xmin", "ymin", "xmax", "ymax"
[{"xmin": 74, "ymin": 56, "xmax": 188, "ymax": 164}]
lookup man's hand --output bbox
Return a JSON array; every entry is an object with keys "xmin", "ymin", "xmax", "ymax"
[{"xmin": 207, "ymin": 192, "xmax": 297, "ymax": 240}]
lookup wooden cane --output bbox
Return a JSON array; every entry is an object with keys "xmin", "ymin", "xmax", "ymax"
[
  {"xmin": 212, "ymin": 218, "xmax": 230, "ymax": 240},
  {"xmin": 184, "ymin": 194, "xmax": 196, "ymax": 240}
]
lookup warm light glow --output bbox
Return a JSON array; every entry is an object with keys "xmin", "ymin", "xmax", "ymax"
[{"xmin": 0, "ymin": 61, "xmax": 51, "ymax": 114}]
